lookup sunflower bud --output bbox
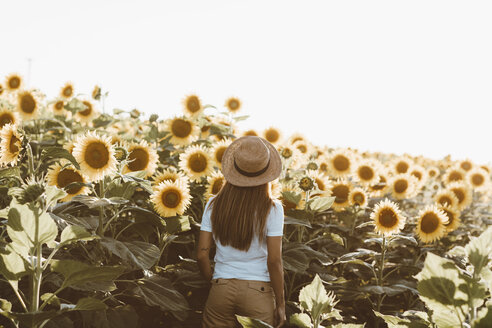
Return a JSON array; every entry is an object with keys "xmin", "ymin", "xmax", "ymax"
[
  {"xmin": 16, "ymin": 183, "xmax": 45, "ymax": 205},
  {"xmin": 114, "ymin": 147, "xmax": 128, "ymax": 161},
  {"xmin": 298, "ymin": 177, "xmax": 314, "ymax": 192},
  {"xmin": 149, "ymin": 114, "xmax": 159, "ymax": 123},
  {"xmin": 306, "ymin": 162, "xmax": 318, "ymax": 171}
]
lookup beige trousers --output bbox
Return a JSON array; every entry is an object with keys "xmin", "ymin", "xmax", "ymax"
[{"xmin": 202, "ymin": 278, "xmax": 276, "ymax": 328}]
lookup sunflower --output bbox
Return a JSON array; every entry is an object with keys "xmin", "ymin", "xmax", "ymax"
[
  {"xmin": 178, "ymin": 144, "xmax": 213, "ymax": 182},
  {"xmin": 354, "ymin": 159, "xmax": 381, "ymax": 186},
  {"xmin": 427, "ymin": 166, "xmax": 440, "ymax": 179},
  {"xmin": 0, "ymin": 84, "xmax": 4, "ymax": 95},
  {"xmin": 458, "ymin": 159, "xmax": 473, "ymax": 172},
  {"xmin": 198, "ymin": 115, "xmax": 213, "ymax": 139},
  {"xmin": 389, "ymin": 174, "xmax": 418, "ymax": 200},
  {"xmin": 287, "ymin": 132, "xmax": 306, "ymax": 145},
  {"xmin": 72, "ymin": 131, "xmax": 117, "ymax": 182},
  {"xmin": 263, "ymin": 127, "xmax": 282, "ymax": 145},
  {"xmin": 211, "ymin": 138, "xmax": 232, "ymax": 169},
  {"xmin": 306, "ymin": 170, "xmax": 331, "ymax": 197},
  {"xmin": 46, "ymin": 161, "xmax": 90, "ymax": 202},
  {"xmin": 151, "ymin": 180, "xmax": 191, "ymax": 217},
  {"xmin": 370, "ymin": 199, "xmax": 406, "ymax": 236},
  {"xmin": 390, "ymin": 156, "xmax": 413, "ymax": 174},
  {"xmin": 225, "ymin": 97, "xmax": 241, "ymax": 113},
  {"xmin": 92, "ymin": 85, "xmax": 102, "ymax": 100},
  {"xmin": 279, "ymin": 184, "xmax": 306, "ymax": 211},
  {"xmin": 63, "ymin": 139, "xmax": 76, "ymax": 154},
  {"xmin": 434, "ymin": 190, "xmax": 459, "ymax": 209},
  {"xmin": 182, "ymin": 94, "xmax": 203, "ymax": 117},
  {"xmin": 0, "ymin": 107, "xmax": 20, "ymax": 128},
  {"xmin": 242, "ymin": 129, "xmax": 258, "ymax": 137},
  {"xmin": 16, "ymin": 90, "xmax": 39, "ymax": 120},
  {"xmin": 326, "ymin": 149, "xmax": 354, "ymax": 178},
  {"xmin": 415, "ymin": 205, "xmax": 448, "ymax": 243},
  {"xmin": 317, "ymin": 155, "xmax": 330, "ymax": 176},
  {"xmin": 165, "ymin": 116, "xmax": 199, "ymax": 146},
  {"xmin": 293, "ymin": 140, "xmax": 312, "ymax": 157},
  {"xmin": 439, "ymin": 205, "xmax": 461, "ymax": 233},
  {"xmin": 270, "ymin": 178, "xmax": 282, "ymax": 199},
  {"xmin": 467, "ymin": 167, "xmax": 490, "ymax": 192},
  {"xmin": 75, "ymin": 100, "xmax": 98, "ymax": 124},
  {"xmin": 152, "ymin": 168, "xmax": 189, "ymax": 188},
  {"xmin": 0, "ymin": 123, "xmax": 23, "ymax": 167},
  {"xmin": 369, "ymin": 172, "xmax": 390, "ymax": 197},
  {"xmin": 349, "ymin": 187, "xmax": 368, "ymax": 207},
  {"xmin": 51, "ymin": 99, "xmax": 65, "ymax": 115},
  {"xmin": 443, "ymin": 166, "xmax": 466, "ymax": 185},
  {"xmin": 60, "ymin": 82, "xmax": 74, "ymax": 99},
  {"xmin": 5, "ymin": 74, "xmax": 23, "ymax": 92},
  {"xmin": 205, "ymin": 171, "xmax": 225, "ymax": 200},
  {"xmin": 122, "ymin": 140, "xmax": 159, "ymax": 177},
  {"xmin": 447, "ymin": 181, "xmax": 473, "ymax": 211},
  {"xmin": 330, "ymin": 179, "xmax": 353, "ymax": 212},
  {"xmin": 409, "ymin": 165, "xmax": 427, "ymax": 187}
]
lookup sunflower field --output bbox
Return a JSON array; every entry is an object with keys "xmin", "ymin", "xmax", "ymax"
[{"xmin": 0, "ymin": 73, "xmax": 491, "ymax": 328}]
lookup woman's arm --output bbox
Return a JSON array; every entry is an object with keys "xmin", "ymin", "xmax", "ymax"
[
  {"xmin": 197, "ymin": 230, "xmax": 214, "ymax": 281},
  {"xmin": 267, "ymin": 236, "xmax": 286, "ymax": 327}
]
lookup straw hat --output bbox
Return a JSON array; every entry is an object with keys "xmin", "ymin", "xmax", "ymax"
[{"xmin": 221, "ymin": 136, "xmax": 282, "ymax": 187}]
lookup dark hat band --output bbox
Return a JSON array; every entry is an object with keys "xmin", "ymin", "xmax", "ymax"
[{"xmin": 234, "ymin": 158, "xmax": 271, "ymax": 177}]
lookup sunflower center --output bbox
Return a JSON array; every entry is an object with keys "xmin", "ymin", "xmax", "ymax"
[
  {"xmin": 228, "ymin": 99, "xmax": 239, "ymax": 110},
  {"xmin": 394, "ymin": 179, "xmax": 408, "ymax": 193},
  {"xmin": 460, "ymin": 162, "xmax": 472, "ymax": 171},
  {"xmin": 201, "ymin": 125, "xmax": 210, "ymax": 133},
  {"xmin": 189, "ymin": 153, "xmax": 207, "ymax": 173},
  {"xmin": 20, "ymin": 93, "xmax": 36, "ymax": 114},
  {"xmin": 452, "ymin": 188, "xmax": 465, "ymax": 203},
  {"xmin": 297, "ymin": 145, "xmax": 307, "ymax": 154},
  {"xmin": 396, "ymin": 162, "xmax": 409, "ymax": 173},
  {"xmin": 280, "ymin": 198, "xmax": 297, "ymax": 210},
  {"xmin": 371, "ymin": 176, "xmax": 387, "ymax": 191},
  {"xmin": 333, "ymin": 155, "xmax": 349, "ymax": 172},
  {"xmin": 161, "ymin": 189, "xmax": 181, "ymax": 208},
  {"xmin": 244, "ymin": 130, "xmax": 257, "ymax": 136},
  {"xmin": 429, "ymin": 170, "xmax": 437, "ymax": 177},
  {"xmin": 411, "ymin": 171, "xmax": 422, "ymax": 180},
  {"xmin": 358, "ymin": 166, "xmax": 374, "ymax": 181},
  {"xmin": 449, "ymin": 171, "xmax": 463, "ymax": 182},
  {"xmin": 471, "ymin": 174, "xmax": 484, "ymax": 186},
  {"xmin": 265, "ymin": 129, "xmax": 279, "ymax": 143},
  {"xmin": 128, "ymin": 148, "xmax": 149, "ymax": 171},
  {"xmin": 442, "ymin": 209, "xmax": 455, "ymax": 227},
  {"xmin": 8, "ymin": 77, "xmax": 20, "ymax": 89},
  {"xmin": 57, "ymin": 169, "xmax": 83, "ymax": 194},
  {"xmin": 186, "ymin": 96, "xmax": 201, "ymax": 113},
  {"xmin": 84, "ymin": 141, "xmax": 110, "ymax": 169},
  {"xmin": 281, "ymin": 148, "xmax": 293, "ymax": 158},
  {"xmin": 9, "ymin": 135, "xmax": 20, "ymax": 154},
  {"xmin": 315, "ymin": 178, "xmax": 325, "ymax": 190},
  {"xmin": 80, "ymin": 101, "xmax": 93, "ymax": 116},
  {"xmin": 420, "ymin": 213, "xmax": 439, "ymax": 233},
  {"xmin": 212, "ymin": 178, "xmax": 224, "ymax": 194},
  {"xmin": 319, "ymin": 163, "xmax": 328, "ymax": 172},
  {"xmin": 352, "ymin": 192, "xmax": 365, "ymax": 205},
  {"xmin": 0, "ymin": 113, "xmax": 14, "ymax": 128},
  {"xmin": 438, "ymin": 196, "xmax": 453, "ymax": 207},
  {"xmin": 215, "ymin": 147, "xmax": 226, "ymax": 164},
  {"xmin": 379, "ymin": 208, "xmax": 397, "ymax": 228},
  {"xmin": 63, "ymin": 86, "xmax": 73, "ymax": 97},
  {"xmin": 171, "ymin": 119, "xmax": 192, "ymax": 138},
  {"xmin": 54, "ymin": 101, "xmax": 64, "ymax": 111},
  {"xmin": 332, "ymin": 185, "xmax": 349, "ymax": 204}
]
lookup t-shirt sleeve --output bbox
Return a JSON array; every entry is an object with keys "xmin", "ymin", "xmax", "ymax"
[
  {"xmin": 266, "ymin": 200, "xmax": 285, "ymax": 236},
  {"xmin": 200, "ymin": 198, "xmax": 213, "ymax": 232}
]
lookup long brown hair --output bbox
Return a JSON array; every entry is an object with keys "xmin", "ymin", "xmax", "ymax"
[{"xmin": 209, "ymin": 181, "xmax": 274, "ymax": 251}]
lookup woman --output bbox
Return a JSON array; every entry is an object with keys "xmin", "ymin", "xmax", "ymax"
[{"xmin": 197, "ymin": 136, "xmax": 286, "ymax": 328}]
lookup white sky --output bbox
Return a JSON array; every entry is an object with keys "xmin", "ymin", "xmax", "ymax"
[{"xmin": 1, "ymin": 0, "xmax": 491, "ymax": 164}]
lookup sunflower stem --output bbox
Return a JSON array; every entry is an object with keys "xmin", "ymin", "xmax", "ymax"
[
  {"xmin": 27, "ymin": 142, "xmax": 35, "ymax": 177},
  {"xmin": 97, "ymin": 179, "xmax": 105, "ymax": 236},
  {"xmin": 375, "ymin": 235, "xmax": 386, "ymax": 327}
]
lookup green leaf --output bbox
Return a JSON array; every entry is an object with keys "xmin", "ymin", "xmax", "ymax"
[
  {"xmin": 281, "ymin": 191, "xmax": 302, "ymax": 206},
  {"xmin": 165, "ymin": 215, "xmax": 191, "ymax": 234},
  {"xmin": 131, "ymin": 276, "xmax": 189, "ymax": 321},
  {"xmin": 74, "ymin": 297, "xmax": 108, "ymax": 311},
  {"xmin": 373, "ymin": 311, "xmax": 411, "ymax": 327},
  {"xmin": 7, "ymin": 201, "xmax": 58, "ymax": 256},
  {"xmin": 45, "ymin": 185, "xmax": 68, "ymax": 208},
  {"xmin": 298, "ymin": 274, "xmax": 335, "ymax": 323},
  {"xmin": 0, "ymin": 246, "xmax": 28, "ymax": 281},
  {"xmin": 308, "ymin": 196, "xmax": 335, "ymax": 212},
  {"xmin": 71, "ymin": 195, "xmax": 128, "ymax": 209},
  {"xmin": 51, "ymin": 260, "xmax": 125, "ymax": 290},
  {"xmin": 41, "ymin": 147, "xmax": 80, "ymax": 170},
  {"xmin": 60, "ymin": 225, "xmax": 95, "ymax": 244},
  {"xmin": 41, "ymin": 293, "xmax": 61, "ymax": 308},
  {"xmin": 284, "ymin": 216, "xmax": 312, "ymax": 228},
  {"xmin": 236, "ymin": 315, "xmax": 273, "ymax": 328},
  {"xmin": 0, "ymin": 298, "xmax": 12, "ymax": 312},
  {"xmin": 289, "ymin": 312, "xmax": 311, "ymax": 328},
  {"xmin": 414, "ymin": 252, "xmax": 467, "ymax": 324},
  {"xmin": 474, "ymin": 305, "xmax": 492, "ymax": 328},
  {"xmin": 465, "ymin": 226, "xmax": 492, "ymax": 276},
  {"xmin": 100, "ymin": 238, "xmax": 160, "ymax": 270},
  {"xmin": 0, "ymin": 166, "xmax": 21, "ymax": 179}
]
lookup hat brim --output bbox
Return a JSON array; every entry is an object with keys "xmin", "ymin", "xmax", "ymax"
[{"xmin": 221, "ymin": 136, "xmax": 282, "ymax": 187}]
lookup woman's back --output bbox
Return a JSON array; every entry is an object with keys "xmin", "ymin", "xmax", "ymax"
[{"xmin": 200, "ymin": 197, "xmax": 284, "ymax": 281}]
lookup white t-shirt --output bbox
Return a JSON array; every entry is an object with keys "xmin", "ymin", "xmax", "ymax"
[{"xmin": 200, "ymin": 196, "xmax": 285, "ymax": 282}]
